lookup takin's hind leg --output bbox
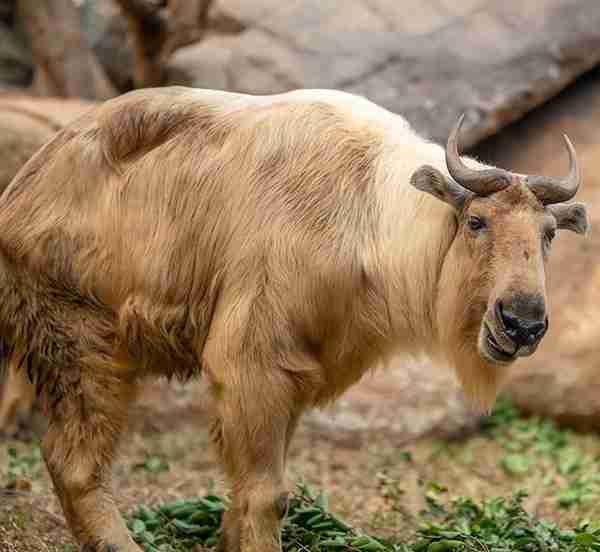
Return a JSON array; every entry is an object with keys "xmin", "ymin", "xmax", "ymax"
[
  {"xmin": 211, "ymin": 368, "xmax": 304, "ymax": 552},
  {"xmin": 0, "ymin": 358, "xmax": 36, "ymax": 438},
  {"xmin": 41, "ymin": 363, "xmax": 141, "ymax": 552}
]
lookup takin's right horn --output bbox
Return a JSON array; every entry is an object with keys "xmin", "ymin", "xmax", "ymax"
[{"xmin": 524, "ymin": 134, "xmax": 581, "ymax": 205}]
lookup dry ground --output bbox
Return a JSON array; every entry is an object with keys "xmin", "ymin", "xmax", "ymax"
[{"xmin": 2, "ymin": 378, "xmax": 600, "ymax": 552}]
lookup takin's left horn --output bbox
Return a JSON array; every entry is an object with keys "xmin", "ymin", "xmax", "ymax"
[
  {"xmin": 524, "ymin": 134, "xmax": 581, "ymax": 204},
  {"xmin": 445, "ymin": 114, "xmax": 512, "ymax": 196}
]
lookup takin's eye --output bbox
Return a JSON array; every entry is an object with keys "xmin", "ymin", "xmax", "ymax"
[{"xmin": 467, "ymin": 215, "xmax": 487, "ymax": 232}]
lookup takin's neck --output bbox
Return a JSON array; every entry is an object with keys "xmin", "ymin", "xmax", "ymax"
[{"xmin": 372, "ymin": 145, "xmax": 458, "ymax": 357}]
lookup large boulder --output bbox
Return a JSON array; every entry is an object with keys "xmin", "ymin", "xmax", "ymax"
[
  {"xmin": 0, "ymin": 21, "xmax": 31, "ymax": 88},
  {"xmin": 78, "ymin": 0, "xmax": 134, "ymax": 91},
  {"xmin": 167, "ymin": 0, "xmax": 600, "ymax": 149},
  {"xmin": 78, "ymin": 0, "xmax": 244, "ymax": 92},
  {"xmin": 302, "ymin": 357, "xmax": 479, "ymax": 446},
  {"xmin": 0, "ymin": 0, "xmax": 13, "ymax": 26}
]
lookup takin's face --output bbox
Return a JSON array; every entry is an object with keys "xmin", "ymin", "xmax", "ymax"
[
  {"xmin": 411, "ymin": 116, "xmax": 589, "ymax": 377},
  {"xmin": 455, "ymin": 182, "xmax": 585, "ymax": 365}
]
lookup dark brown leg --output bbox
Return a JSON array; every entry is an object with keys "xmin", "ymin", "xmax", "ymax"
[{"xmin": 42, "ymin": 365, "xmax": 141, "ymax": 552}]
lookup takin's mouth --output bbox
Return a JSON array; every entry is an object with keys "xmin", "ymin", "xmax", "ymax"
[{"xmin": 481, "ymin": 324, "xmax": 517, "ymax": 364}]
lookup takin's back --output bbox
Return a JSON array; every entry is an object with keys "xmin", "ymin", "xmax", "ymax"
[{"xmin": 0, "ymin": 86, "xmax": 425, "ymax": 383}]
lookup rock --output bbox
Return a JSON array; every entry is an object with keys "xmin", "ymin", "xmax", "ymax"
[
  {"xmin": 0, "ymin": 22, "xmax": 32, "ymax": 87},
  {"xmin": 168, "ymin": 0, "xmax": 600, "ymax": 149},
  {"xmin": 303, "ymin": 357, "xmax": 481, "ymax": 446},
  {"xmin": 78, "ymin": 0, "xmax": 246, "ymax": 92},
  {"xmin": 168, "ymin": 35, "xmax": 238, "ymax": 91},
  {"xmin": 473, "ymin": 67, "xmax": 600, "ymax": 430},
  {"xmin": 0, "ymin": 0, "xmax": 14, "ymax": 26},
  {"xmin": 78, "ymin": 0, "xmax": 134, "ymax": 91}
]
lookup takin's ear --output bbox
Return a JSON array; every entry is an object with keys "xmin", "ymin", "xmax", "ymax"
[
  {"xmin": 410, "ymin": 165, "xmax": 473, "ymax": 210},
  {"xmin": 547, "ymin": 202, "xmax": 590, "ymax": 235}
]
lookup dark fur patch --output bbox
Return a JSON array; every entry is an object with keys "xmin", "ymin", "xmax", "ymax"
[
  {"xmin": 98, "ymin": 88, "xmax": 217, "ymax": 172},
  {"xmin": 0, "ymin": 257, "xmax": 117, "ymax": 412},
  {"xmin": 118, "ymin": 296, "xmax": 199, "ymax": 380}
]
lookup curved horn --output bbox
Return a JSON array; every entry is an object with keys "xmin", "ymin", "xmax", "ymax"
[
  {"xmin": 525, "ymin": 134, "xmax": 581, "ymax": 204},
  {"xmin": 445, "ymin": 114, "xmax": 511, "ymax": 196}
]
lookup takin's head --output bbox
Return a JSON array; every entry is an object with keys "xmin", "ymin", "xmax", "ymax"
[{"xmin": 410, "ymin": 115, "xmax": 589, "ymax": 410}]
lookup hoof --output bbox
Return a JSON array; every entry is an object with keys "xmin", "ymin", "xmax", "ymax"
[
  {"xmin": 0, "ymin": 423, "xmax": 36, "ymax": 442},
  {"xmin": 276, "ymin": 492, "xmax": 289, "ymax": 519}
]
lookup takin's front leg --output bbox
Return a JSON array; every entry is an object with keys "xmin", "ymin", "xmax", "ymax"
[
  {"xmin": 211, "ymin": 367, "xmax": 305, "ymax": 552},
  {"xmin": 41, "ymin": 363, "xmax": 141, "ymax": 552},
  {"xmin": 0, "ymin": 358, "xmax": 36, "ymax": 438}
]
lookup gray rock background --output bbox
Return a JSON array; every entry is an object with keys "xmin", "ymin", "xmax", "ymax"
[
  {"xmin": 167, "ymin": 0, "xmax": 600, "ymax": 148},
  {"xmin": 41, "ymin": 0, "xmax": 600, "ymax": 148}
]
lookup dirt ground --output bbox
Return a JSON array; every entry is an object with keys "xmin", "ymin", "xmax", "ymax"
[
  {"xmin": 2, "ymin": 379, "xmax": 600, "ymax": 551},
  {"xmin": 2, "ymin": 68, "xmax": 600, "ymax": 552}
]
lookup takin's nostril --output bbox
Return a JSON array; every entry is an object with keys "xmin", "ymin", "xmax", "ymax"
[
  {"xmin": 530, "ymin": 320, "xmax": 547, "ymax": 342},
  {"xmin": 500, "ymin": 308, "xmax": 547, "ymax": 346},
  {"xmin": 518, "ymin": 320, "xmax": 547, "ymax": 346},
  {"xmin": 498, "ymin": 305, "xmax": 521, "ymax": 333}
]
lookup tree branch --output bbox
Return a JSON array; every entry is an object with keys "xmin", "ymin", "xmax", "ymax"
[{"xmin": 114, "ymin": 0, "xmax": 214, "ymax": 89}]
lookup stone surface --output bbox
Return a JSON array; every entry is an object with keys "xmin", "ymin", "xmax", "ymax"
[
  {"xmin": 303, "ymin": 357, "xmax": 481, "ymax": 446},
  {"xmin": 473, "ymin": 67, "xmax": 600, "ymax": 430},
  {"xmin": 0, "ymin": 0, "xmax": 596, "ymax": 148},
  {"xmin": 0, "ymin": 0, "xmax": 14, "ymax": 26},
  {"xmin": 78, "ymin": 0, "xmax": 134, "ymax": 91},
  {"xmin": 0, "ymin": 21, "xmax": 31, "ymax": 87},
  {"xmin": 169, "ymin": 0, "xmax": 600, "ymax": 149},
  {"xmin": 168, "ymin": 35, "xmax": 238, "ymax": 91}
]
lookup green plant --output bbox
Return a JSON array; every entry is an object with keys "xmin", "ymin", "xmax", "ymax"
[
  {"xmin": 416, "ymin": 489, "xmax": 600, "ymax": 551},
  {"xmin": 133, "ymin": 453, "xmax": 170, "ymax": 474},
  {"xmin": 5, "ymin": 445, "xmax": 42, "ymax": 484},
  {"xmin": 125, "ymin": 483, "xmax": 600, "ymax": 551},
  {"xmin": 481, "ymin": 396, "xmax": 600, "ymax": 509}
]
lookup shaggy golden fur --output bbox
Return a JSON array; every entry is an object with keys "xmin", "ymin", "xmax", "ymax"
[
  {"xmin": 0, "ymin": 95, "xmax": 96, "ymax": 436},
  {"xmin": 0, "ymin": 86, "xmax": 587, "ymax": 551}
]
